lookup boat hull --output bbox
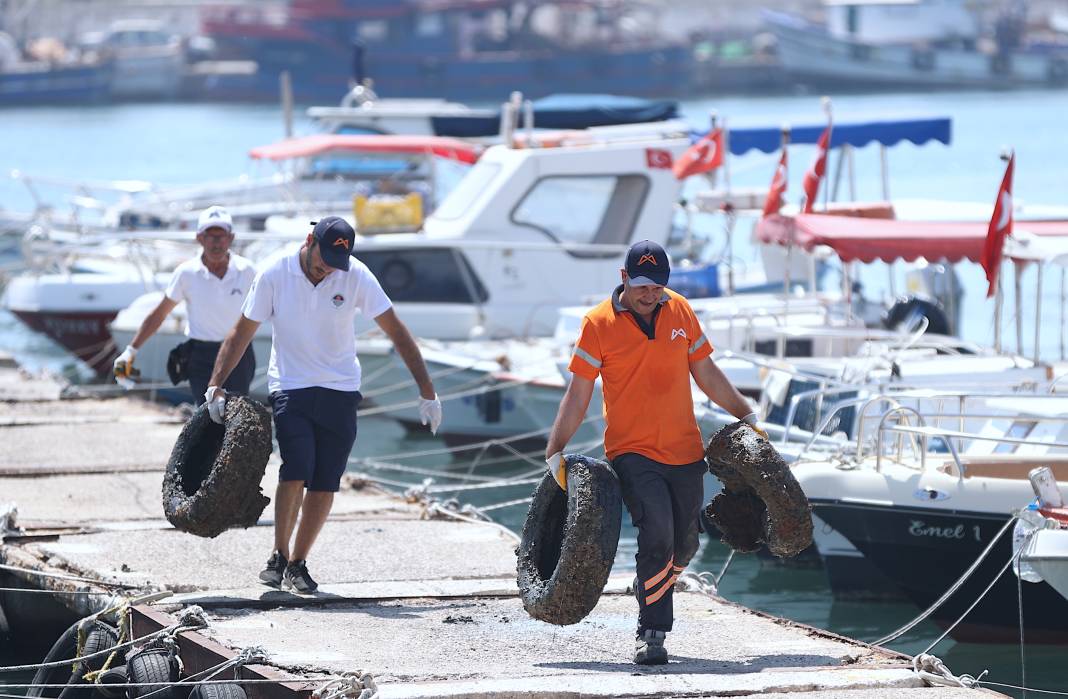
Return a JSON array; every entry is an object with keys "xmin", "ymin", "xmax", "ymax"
[
  {"xmin": 11, "ymin": 309, "xmax": 119, "ymax": 375},
  {"xmin": 813, "ymin": 499, "xmax": 1068, "ymax": 642}
]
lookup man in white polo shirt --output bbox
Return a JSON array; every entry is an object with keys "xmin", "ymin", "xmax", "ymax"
[
  {"xmin": 205, "ymin": 216, "xmax": 443, "ymax": 593},
  {"xmin": 113, "ymin": 205, "xmax": 256, "ymax": 403}
]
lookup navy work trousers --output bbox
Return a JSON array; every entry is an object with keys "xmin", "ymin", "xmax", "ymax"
[{"xmin": 612, "ymin": 452, "xmax": 705, "ymax": 634}]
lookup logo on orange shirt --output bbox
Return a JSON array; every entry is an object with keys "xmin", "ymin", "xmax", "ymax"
[
  {"xmin": 637, "ymin": 253, "xmax": 658, "ymax": 266},
  {"xmin": 671, "ymin": 328, "xmax": 688, "ymax": 340}
]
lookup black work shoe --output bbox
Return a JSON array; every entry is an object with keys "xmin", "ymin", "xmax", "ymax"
[
  {"xmin": 258, "ymin": 551, "xmax": 287, "ymax": 587},
  {"xmin": 634, "ymin": 629, "xmax": 668, "ymax": 665},
  {"xmin": 284, "ymin": 559, "xmax": 318, "ymax": 593}
]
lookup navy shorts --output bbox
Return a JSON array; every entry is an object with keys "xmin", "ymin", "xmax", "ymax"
[{"xmin": 269, "ymin": 387, "xmax": 361, "ymax": 492}]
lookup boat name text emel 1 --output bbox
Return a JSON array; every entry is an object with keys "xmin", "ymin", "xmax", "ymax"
[{"xmin": 908, "ymin": 520, "xmax": 981, "ymax": 542}]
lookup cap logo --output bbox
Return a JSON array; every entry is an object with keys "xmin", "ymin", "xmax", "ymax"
[
  {"xmin": 333, "ymin": 237, "xmax": 351, "ymax": 250},
  {"xmin": 637, "ymin": 253, "xmax": 658, "ymax": 266}
]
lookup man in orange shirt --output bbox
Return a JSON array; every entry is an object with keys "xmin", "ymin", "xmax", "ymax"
[{"xmin": 544, "ymin": 239, "xmax": 762, "ymax": 665}]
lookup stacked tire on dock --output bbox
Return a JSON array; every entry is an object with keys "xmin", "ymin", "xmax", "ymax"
[{"xmin": 30, "ymin": 616, "xmax": 249, "ymax": 699}]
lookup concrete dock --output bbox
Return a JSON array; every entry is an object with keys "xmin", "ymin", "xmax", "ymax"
[{"xmin": 0, "ymin": 361, "xmax": 1006, "ymax": 698}]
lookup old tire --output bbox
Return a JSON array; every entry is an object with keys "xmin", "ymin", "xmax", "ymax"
[
  {"xmin": 126, "ymin": 647, "xmax": 179, "ymax": 699},
  {"xmin": 28, "ymin": 619, "xmax": 80, "ymax": 698},
  {"xmin": 94, "ymin": 666, "xmax": 128, "ymax": 699},
  {"xmin": 189, "ymin": 682, "xmax": 248, "ymax": 699},
  {"xmin": 80, "ymin": 621, "xmax": 118, "ymax": 672},
  {"xmin": 517, "ymin": 454, "xmax": 621, "ymax": 625},
  {"xmin": 705, "ymin": 422, "xmax": 813, "ymax": 558},
  {"xmin": 163, "ymin": 395, "xmax": 273, "ymax": 538}
]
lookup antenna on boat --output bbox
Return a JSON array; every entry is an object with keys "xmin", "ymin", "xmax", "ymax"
[
  {"xmin": 500, "ymin": 91, "xmax": 523, "ymax": 148},
  {"xmin": 280, "ymin": 71, "xmax": 294, "ymax": 139}
]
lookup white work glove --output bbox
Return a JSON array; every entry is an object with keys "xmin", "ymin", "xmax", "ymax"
[
  {"xmin": 113, "ymin": 345, "xmax": 137, "ymax": 379},
  {"xmin": 418, "ymin": 394, "xmax": 442, "ymax": 435},
  {"xmin": 205, "ymin": 386, "xmax": 227, "ymax": 424},
  {"xmin": 545, "ymin": 451, "xmax": 566, "ymax": 491},
  {"xmin": 741, "ymin": 412, "xmax": 769, "ymax": 440}
]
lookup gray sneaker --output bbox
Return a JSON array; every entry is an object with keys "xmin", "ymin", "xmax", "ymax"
[
  {"xmin": 634, "ymin": 629, "xmax": 668, "ymax": 665},
  {"xmin": 258, "ymin": 551, "xmax": 287, "ymax": 587},
  {"xmin": 284, "ymin": 559, "xmax": 318, "ymax": 593}
]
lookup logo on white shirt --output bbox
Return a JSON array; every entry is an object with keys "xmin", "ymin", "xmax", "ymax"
[
  {"xmin": 230, "ymin": 288, "xmax": 243, "ymax": 296},
  {"xmin": 332, "ymin": 293, "xmax": 345, "ymax": 308},
  {"xmin": 671, "ymin": 328, "xmax": 687, "ymax": 341}
]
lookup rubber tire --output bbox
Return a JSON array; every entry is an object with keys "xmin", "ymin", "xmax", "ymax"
[
  {"xmin": 28, "ymin": 620, "xmax": 80, "ymax": 698},
  {"xmin": 93, "ymin": 666, "xmax": 128, "ymax": 699},
  {"xmin": 126, "ymin": 647, "xmax": 179, "ymax": 699},
  {"xmin": 80, "ymin": 622, "xmax": 118, "ymax": 672},
  {"xmin": 162, "ymin": 395, "xmax": 273, "ymax": 538},
  {"xmin": 705, "ymin": 422, "xmax": 813, "ymax": 558},
  {"xmin": 883, "ymin": 295, "xmax": 950, "ymax": 336},
  {"xmin": 189, "ymin": 682, "xmax": 249, "ymax": 699},
  {"xmin": 516, "ymin": 454, "xmax": 622, "ymax": 626}
]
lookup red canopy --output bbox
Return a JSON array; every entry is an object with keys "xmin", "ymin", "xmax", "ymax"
[
  {"xmin": 755, "ymin": 214, "xmax": 1068, "ymax": 264},
  {"xmin": 249, "ymin": 134, "xmax": 482, "ymax": 164}
]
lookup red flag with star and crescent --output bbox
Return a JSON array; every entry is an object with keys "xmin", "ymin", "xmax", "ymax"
[
  {"xmin": 762, "ymin": 148, "xmax": 788, "ymax": 218},
  {"xmin": 801, "ymin": 124, "xmax": 831, "ymax": 213},
  {"xmin": 981, "ymin": 152, "xmax": 1015, "ymax": 298},
  {"xmin": 672, "ymin": 128, "xmax": 725, "ymax": 180}
]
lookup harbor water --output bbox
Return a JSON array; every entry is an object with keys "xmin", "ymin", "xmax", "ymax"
[{"xmin": 3, "ymin": 91, "xmax": 1068, "ymax": 696}]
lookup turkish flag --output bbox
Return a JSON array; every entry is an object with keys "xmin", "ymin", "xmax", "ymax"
[
  {"xmin": 981, "ymin": 152, "xmax": 1015, "ymax": 298},
  {"xmin": 672, "ymin": 128, "xmax": 725, "ymax": 179},
  {"xmin": 645, "ymin": 148, "xmax": 673, "ymax": 170},
  {"xmin": 762, "ymin": 148, "xmax": 788, "ymax": 218},
  {"xmin": 801, "ymin": 124, "xmax": 831, "ymax": 213}
]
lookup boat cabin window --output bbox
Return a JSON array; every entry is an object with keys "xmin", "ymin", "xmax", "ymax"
[
  {"xmin": 355, "ymin": 248, "xmax": 489, "ymax": 304},
  {"xmin": 511, "ymin": 175, "xmax": 649, "ymax": 256},
  {"xmin": 432, "ymin": 162, "xmax": 502, "ymax": 220},
  {"xmin": 993, "ymin": 420, "xmax": 1036, "ymax": 454}
]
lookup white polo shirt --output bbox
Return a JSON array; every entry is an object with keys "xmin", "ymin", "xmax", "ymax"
[
  {"xmin": 165, "ymin": 253, "xmax": 257, "ymax": 342},
  {"xmin": 242, "ymin": 246, "xmax": 392, "ymax": 393}
]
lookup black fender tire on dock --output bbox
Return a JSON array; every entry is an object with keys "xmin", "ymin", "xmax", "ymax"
[
  {"xmin": 189, "ymin": 682, "xmax": 249, "ymax": 699},
  {"xmin": 162, "ymin": 396, "xmax": 273, "ymax": 538},
  {"xmin": 516, "ymin": 454, "xmax": 622, "ymax": 625},
  {"xmin": 28, "ymin": 620, "xmax": 80, "ymax": 698},
  {"xmin": 704, "ymin": 422, "xmax": 813, "ymax": 558},
  {"xmin": 883, "ymin": 296, "xmax": 950, "ymax": 336},
  {"xmin": 93, "ymin": 666, "xmax": 128, "ymax": 699},
  {"xmin": 80, "ymin": 621, "xmax": 118, "ymax": 672},
  {"xmin": 126, "ymin": 647, "xmax": 180, "ymax": 699}
]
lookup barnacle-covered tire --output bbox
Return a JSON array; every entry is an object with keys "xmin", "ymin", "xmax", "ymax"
[
  {"xmin": 516, "ymin": 454, "xmax": 622, "ymax": 625},
  {"xmin": 163, "ymin": 396, "xmax": 273, "ymax": 538},
  {"xmin": 705, "ymin": 422, "xmax": 813, "ymax": 558}
]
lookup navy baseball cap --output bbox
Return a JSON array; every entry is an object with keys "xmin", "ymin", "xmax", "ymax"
[
  {"xmin": 625, "ymin": 239, "xmax": 670, "ymax": 287},
  {"xmin": 310, "ymin": 217, "xmax": 355, "ymax": 271}
]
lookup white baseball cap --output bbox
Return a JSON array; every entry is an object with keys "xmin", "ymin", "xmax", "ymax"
[{"xmin": 197, "ymin": 205, "xmax": 233, "ymax": 235}]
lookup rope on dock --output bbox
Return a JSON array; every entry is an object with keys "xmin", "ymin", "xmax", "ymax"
[{"xmin": 313, "ymin": 672, "xmax": 378, "ymax": 699}]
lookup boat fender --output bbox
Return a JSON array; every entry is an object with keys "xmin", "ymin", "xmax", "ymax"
[
  {"xmin": 516, "ymin": 454, "xmax": 622, "ymax": 625},
  {"xmin": 883, "ymin": 296, "xmax": 950, "ymax": 336},
  {"xmin": 93, "ymin": 666, "xmax": 128, "ymax": 699},
  {"xmin": 1047, "ymin": 58, "xmax": 1068, "ymax": 85},
  {"xmin": 704, "ymin": 422, "xmax": 813, "ymax": 558},
  {"xmin": 125, "ymin": 645, "xmax": 180, "ymax": 699},
  {"xmin": 27, "ymin": 619, "xmax": 81, "ymax": 698},
  {"xmin": 162, "ymin": 396, "xmax": 272, "ymax": 538},
  {"xmin": 56, "ymin": 622, "xmax": 118, "ymax": 699},
  {"xmin": 188, "ymin": 681, "xmax": 249, "ymax": 699}
]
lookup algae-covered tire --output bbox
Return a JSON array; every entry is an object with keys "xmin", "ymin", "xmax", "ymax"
[
  {"xmin": 189, "ymin": 682, "xmax": 248, "ymax": 699},
  {"xmin": 162, "ymin": 396, "xmax": 273, "ymax": 538},
  {"xmin": 704, "ymin": 489, "xmax": 766, "ymax": 553},
  {"xmin": 705, "ymin": 422, "xmax": 813, "ymax": 558},
  {"xmin": 516, "ymin": 454, "xmax": 621, "ymax": 625},
  {"xmin": 126, "ymin": 648, "xmax": 179, "ymax": 699}
]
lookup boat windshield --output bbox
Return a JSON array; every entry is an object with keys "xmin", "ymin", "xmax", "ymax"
[{"xmin": 432, "ymin": 162, "xmax": 502, "ymax": 221}]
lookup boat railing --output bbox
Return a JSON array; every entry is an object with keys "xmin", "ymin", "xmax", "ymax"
[
  {"xmin": 875, "ymin": 417, "xmax": 1068, "ymax": 481},
  {"xmin": 797, "ymin": 387, "xmax": 1062, "ymax": 456}
]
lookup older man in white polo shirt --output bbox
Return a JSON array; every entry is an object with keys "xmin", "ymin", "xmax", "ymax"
[
  {"xmin": 113, "ymin": 205, "xmax": 257, "ymax": 403},
  {"xmin": 205, "ymin": 216, "xmax": 442, "ymax": 593}
]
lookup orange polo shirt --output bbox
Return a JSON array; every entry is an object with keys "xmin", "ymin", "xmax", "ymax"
[{"xmin": 568, "ymin": 286, "xmax": 713, "ymax": 465}]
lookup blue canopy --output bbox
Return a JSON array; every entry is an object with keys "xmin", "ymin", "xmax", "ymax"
[{"xmin": 697, "ymin": 116, "xmax": 952, "ymax": 155}]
